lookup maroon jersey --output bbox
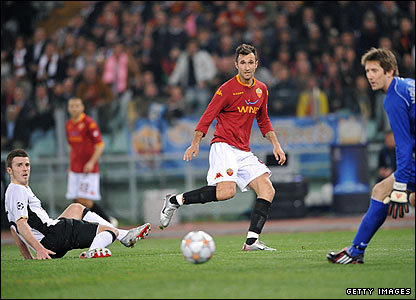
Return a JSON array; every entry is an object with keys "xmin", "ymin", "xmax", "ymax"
[
  {"xmin": 66, "ymin": 113, "xmax": 104, "ymax": 173},
  {"xmin": 195, "ymin": 75, "xmax": 274, "ymax": 152}
]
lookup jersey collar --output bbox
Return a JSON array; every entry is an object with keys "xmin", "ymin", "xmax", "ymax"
[
  {"xmin": 236, "ymin": 74, "xmax": 256, "ymax": 88},
  {"xmin": 72, "ymin": 113, "xmax": 86, "ymax": 124}
]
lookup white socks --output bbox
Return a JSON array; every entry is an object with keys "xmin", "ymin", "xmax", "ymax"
[
  {"xmin": 83, "ymin": 211, "xmax": 114, "ymax": 228},
  {"xmin": 174, "ymin": 194, "xmax": 184, "ymax": 206},
  {"xmin": 89, "ymin": 231, "xmax": 114, "ymax": 250},
  {"xmin": 246, "ymin": 231, "xmax": 259, "ymax": 240},
  {"xmin": 83, "ymin": 211, "xmax": 129, "ymax": 241}
]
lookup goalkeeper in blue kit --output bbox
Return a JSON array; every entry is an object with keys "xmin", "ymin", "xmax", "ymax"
[{"xmin": 327, "ymin": 48, "xmax": 415, "ymax": 264}]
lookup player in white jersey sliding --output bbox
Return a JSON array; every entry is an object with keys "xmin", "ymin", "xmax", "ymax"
[{"xmin": 5, "ymin": 149, "xmax": 151, "ymax": 259}]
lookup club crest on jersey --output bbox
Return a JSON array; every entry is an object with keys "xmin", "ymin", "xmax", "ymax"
[
  {"xmin": 215, "ymin": 172, "xmax": 223, "ymax": 179},
  {"xmin": 256, "ymin": 88, "xmax": 262, "ymax": 98},
  {"xmin": 226, "ymin": 168, "xmax": 233, "ymax": 176}
]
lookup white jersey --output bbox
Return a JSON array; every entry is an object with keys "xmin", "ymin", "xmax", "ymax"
[{"xmin": 5, "ymin": 183, "xmax": 59, "ymax": 245}]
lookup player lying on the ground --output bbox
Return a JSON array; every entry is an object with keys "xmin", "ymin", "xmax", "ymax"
[{"xmin": 5, "ymin": 148, "xmax": 151, "ymax": 259}]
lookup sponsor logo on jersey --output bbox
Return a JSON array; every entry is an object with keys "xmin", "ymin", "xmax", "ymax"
[
  {"xmin": 237, "ymin": 106, "xmax": 259, "ymax": 114},
  {"xmin": 215, "ymin": 173, "xmax": 223, "ymax": 179},
  {"xmin": 216, "ymin": 89, "xmax": 223, "ymax": 96},
  {"xmin": 226, "ymin": 168, "xmax": 233, "ymax": 176},
  {"xmin": 245, "ymin": 99, "xmax": 259, "ymax": 105},
  {"xmin": 78, "ymin": 123, "xmax": 85, "ymax": 130},
  {"xmin": 233, "ymin": 91, "xmax": 244, "ymax": 95}
]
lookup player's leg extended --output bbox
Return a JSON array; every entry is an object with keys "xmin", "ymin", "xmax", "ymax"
[
  {"xmin": 243, "ymin": 173, "xmax": 276, "ymax": 251},
  {"xmin": 159, "ymin": 182, "xmax": 236, "ymax": 229},
  {"xmin": 327, "ymin": 174, "xmax": 394, "ymax": 264}
]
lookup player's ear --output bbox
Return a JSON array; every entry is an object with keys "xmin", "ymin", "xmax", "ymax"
[{"xmin": 235, "ymin": 60, "xmax": 238, "ymax": 69}]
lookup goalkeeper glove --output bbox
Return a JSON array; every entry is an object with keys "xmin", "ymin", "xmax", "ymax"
[{"xmin": 388, "ymin": 182, "xmax": 409, "ymax": 218}]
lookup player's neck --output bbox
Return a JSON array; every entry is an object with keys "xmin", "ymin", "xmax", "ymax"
[
  {"xmin": 237, "ymin": 74, "xmax": 254, "ymax": 87},
  {"xmin": 383, "ymin": 76, "xmax": 394, "ymax": 94}
]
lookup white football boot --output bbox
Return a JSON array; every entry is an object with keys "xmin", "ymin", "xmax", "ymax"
[
  {"xmin": 120, "ymin": 223, "xmax": 151, "ymax": 248},
  {"xmin": 242, "ymin": 240, "xmax": 276, "ymax": 251},
  {"xmin": 159, "ymin": 194, "xmax": 179, "ymax": 229},
  {"xmin": 79, "ymin": 247, "xmax": 112, "ymax": 258}
]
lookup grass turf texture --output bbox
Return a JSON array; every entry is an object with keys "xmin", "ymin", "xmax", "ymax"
[{"xmin": 1, "ymin": 228, "xmax": 414, "ymax": 299}]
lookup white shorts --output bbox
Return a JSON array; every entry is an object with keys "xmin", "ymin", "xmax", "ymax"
[
  {"xmin": 207, "ymin": 142, "xmax": 271, "ymax": 192},
  {"xmin": 66, "ymin": 171, "xmax": 101, "ymax": 201}
]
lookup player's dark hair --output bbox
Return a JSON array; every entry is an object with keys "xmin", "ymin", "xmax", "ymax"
[
  {"xmin": 361, "ymin": 47, "xmax": 399, "ymax": 76},
  {"xmin": 6, "ymin": 149, "xmax": 29, "ymax": 168},
  {"xmin": 235, "ymin": 44, "xmax": 258, "ymax": 63}
]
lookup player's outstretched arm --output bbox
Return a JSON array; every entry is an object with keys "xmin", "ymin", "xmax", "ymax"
[
  {"xmin": 10, "ymin": 226, "xmax": 34, "ymax": 259},
  {"xmin": 183, "ymin": 131, "xmax": 204, "ymax": 161},
  {"xmin": 16, "ymin": 218, "xmax": 56, "ymax": 259}
]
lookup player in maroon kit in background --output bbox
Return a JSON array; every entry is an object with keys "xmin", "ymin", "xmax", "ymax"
[
  {"xmin": 65, "ymin": 97, "xmax": 117, "ymax": 227},
  {"xmin": 160, "ymin": 44, "xmax": 286, "ymax": 251}
]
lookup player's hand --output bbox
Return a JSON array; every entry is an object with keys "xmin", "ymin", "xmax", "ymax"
[
  {"xmin": 388, "ymin": 181, "xmax": 409, "ymax": 218},
  {"xmin": 274, "ymin": 145, "xmax": 286, "ymax": 166},
  {"xmin": 36, "ymin": 247, "xmax": 56, "ymax": 260},
  {"xmin": 83, "ymin": 161, "xmax": 94, "ymax": 173},
  {"xmin": 183, "ymin": 144, "xmax": 199, "ymax": 161}
]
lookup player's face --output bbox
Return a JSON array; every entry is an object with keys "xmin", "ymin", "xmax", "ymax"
[
  {"xmin": 68, "ymin": 99, "xmax": 84, "ymax": 119},
  {"xmin": 364, "ymin": 60, "xmax": 394, "ymax": 93},
  {"xmin": 8, "ymin": 157, "xmax": 30, "ymax": 186},
  {"xmin": 235, "ymin": 53, "xmax": 258, "ymax": 84}
]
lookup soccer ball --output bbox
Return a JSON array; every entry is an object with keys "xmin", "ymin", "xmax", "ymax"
[{"xmin": 181, "ymin": 231, "xmax": 216, "ymax": 264}]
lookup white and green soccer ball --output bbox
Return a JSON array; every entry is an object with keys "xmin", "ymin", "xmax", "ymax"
[{"xmin": 181, "ymin": 231, "xmax": 216, "ymax": 264}]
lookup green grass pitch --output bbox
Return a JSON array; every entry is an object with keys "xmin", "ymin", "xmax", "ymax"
[{"xmin": 1, "ymin": 228, "xmax": 414, "ymax": 299}]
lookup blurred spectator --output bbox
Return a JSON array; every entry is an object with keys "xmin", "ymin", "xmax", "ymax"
[
  {"xmin": 5, "ymin": 86, "xmax": 31, "ymax": 149},
  {"xmin": 216, "ymin": 1, "xmax": 247, "ymax": 34},
  {"xmin": 27, "ymin": 27, "xmax": 47, "ymax": 81},
  {"xmin": 137, "ymin": 35, "xmax": 163, "ymax": 85},
  {"xmin": 400, "ymin": 53, "xmax": 415, "ymax": 78},
  {"xmin": 168, "ymin": 39, "xmax": 217, "ymax": 115},
  {"xmin": 166, "ymin": 14, "xmax": 189, "ymax": 51},
  {"xmin": 28, "ymin": 84, "xmax": 55, "ymax": 145},
  {"xmin": 394, "ymin": 17, "xmax": 414, "ymax": 57},
  {"xmin": 128, "ymin": 81, "xmax": 162, "ymax": 130},
  {"xmin": 53, "ymin": 76, "xmax": 75, "ymax": 110},
  {"xmin": 296, "ymin": 76, "xmax": 329, "ymax": 118},
  {"xmin": 36, "ymin": 41, "xmax": 67, "ymax": 89},
  {"xmin": 321, "ymin": 62, "xmax": 344, "ymax": 113},
  {"xmin": 75, "ymin": 39, "xmax": 100, "ymax": 76},
  {"xmin": 349, "ymin": 75, "xmax": 372, "ymax": 120},
  {"xmin": 102, "ymin": 42, "xmax": 136, "ymax": 98},
  {"xmin": 377, "ymin": 130, "xmax": 396, "ymax": 183},
  {"xmin": 357, "ymin": 10, "xmax": 381, "ymax": 59},
  {"xmin": 268, "ymin": 61, "xmax": 298, "ymax": 116},
  {"xmin": 77, "ymin": 64, "xmax": 113, "ymax": 132},
  {"xmin": 163, "ymin": 85, "xmax": 185, "ymax": 125},
  {"xmin": 1, "ymin": 50, "xmax": 12, "ymax": 80},
  {"xmin": 12, "ymin": 36, "xmax": 29, "ymax": 79}
]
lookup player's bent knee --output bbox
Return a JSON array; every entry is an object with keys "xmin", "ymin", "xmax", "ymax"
[
  {"xmin": 217, "ymin": 184, "xmax": 236, "ymax": 201},
  {"xmin": 371, "ymin": 182, "xmax": 390, "ymax": 201}
]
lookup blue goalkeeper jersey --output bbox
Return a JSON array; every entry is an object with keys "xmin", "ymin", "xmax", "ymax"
[{"xmin": 383, "ymin": 77, "xmax": 415, "ymax": 186}]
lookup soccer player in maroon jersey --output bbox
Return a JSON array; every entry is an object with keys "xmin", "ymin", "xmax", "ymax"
[
  {"xmin": 65, "ymin": 98, "xmax": 117, "ymax": 227},
  {"xmin": 160, "ymin": 44, "xmax": 286, "ymax": 250}
]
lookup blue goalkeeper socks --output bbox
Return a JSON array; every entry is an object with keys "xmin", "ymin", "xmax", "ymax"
[{"xmin": 348, "ymin": 198, "xmax": 388, "ymax": 257}]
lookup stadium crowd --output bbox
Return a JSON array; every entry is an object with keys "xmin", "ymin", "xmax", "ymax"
[{"xmin": 1, "ymin": 1, "xmax": 415, "ymax": 152}]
